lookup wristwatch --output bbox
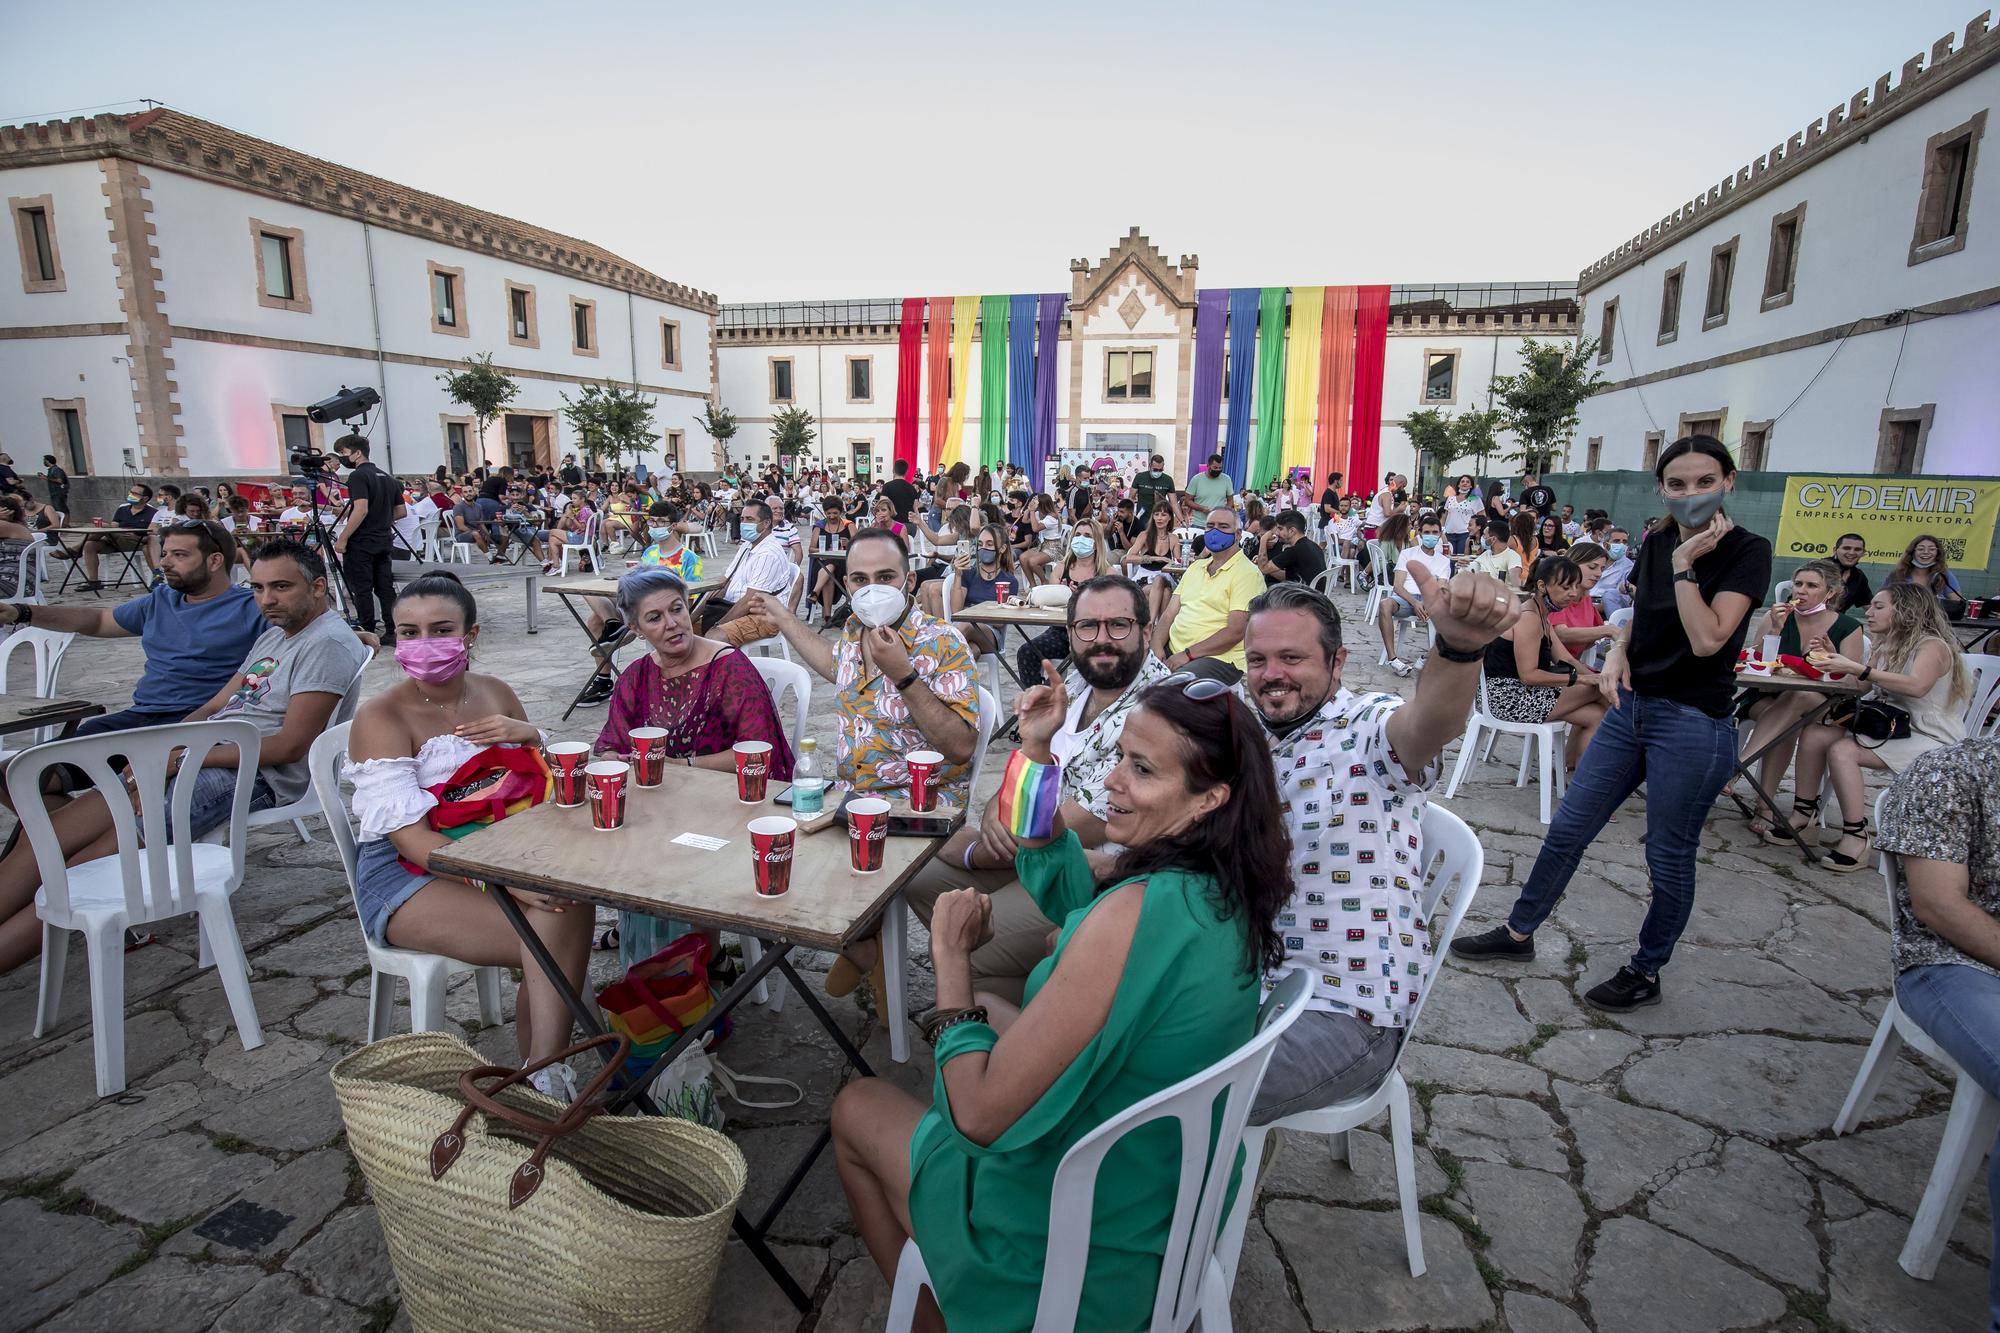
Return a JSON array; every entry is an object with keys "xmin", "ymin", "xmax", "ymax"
[
  {"xmin": 894, "ymin": 668, "xmax": 920, "ymax": 693},
  {"xmin": 9, "ymin": 603, "xmax": 29, "ymax": 626},
  {"xmin": 1431, "ymin": 634, "xmax": 1483, "ymax": 664},
  {"xmin": 1673, "ymin": 569, "xmax": 1700, "ymax": 585}
]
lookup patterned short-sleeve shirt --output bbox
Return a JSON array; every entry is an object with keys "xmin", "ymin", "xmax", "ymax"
[
  {"xmin": 1249, "ymin": 687, "xmax": 1442, "ymax": 1028},
  {"xmin": 1875, "ymin": 737, "xmax": 2000, "ymax": 979},
  {"xmin": 1051, "ymin": 654, "xmax": 1171, "ymax": 819},
  {"xmin": 832, "ymin": 609, "xmax": 980, "ymax": 807}
]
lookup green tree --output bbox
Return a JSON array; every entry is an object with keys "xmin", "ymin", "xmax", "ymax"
[
  {"xmin": 560, "ymin": 382, "xmax": 659, "ymax": 482},
  {"xmin": 1403, "ymin": 407, "xmax": 1502, "ymax": 496},
  {"xmin": 700, "ymin": 400, "xmax": 738, "ymax": 472},
  {"xmin": 769, "ymin": 404, "xmax": 817, "ymax": 464},
  {"xmin": 435, "ymin": 353, "xmax": 519, "ymax": 462},
  {"xmin": 1489, "ymin": 337, "xmax": 1607, "ymax": 474}
]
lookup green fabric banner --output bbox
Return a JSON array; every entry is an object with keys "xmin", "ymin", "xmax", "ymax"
[
  {"xmin": 1251, "ymin": 286, "xmax": 1289, "ymax": 490},
  {"xmin": 980, "ymin": 294, "xmax": 1010, "ymax": 471}
]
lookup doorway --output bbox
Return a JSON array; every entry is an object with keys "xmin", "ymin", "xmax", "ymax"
[
  {"xmin": 504, "ymin": 416, "xmax": 536, "ymax": 472},
  {"xmin": 851, "ymin": 441, "xmax": 872, "ymax": 481}
]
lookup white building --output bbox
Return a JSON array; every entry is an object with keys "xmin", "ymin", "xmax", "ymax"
[
  {"xmin": 1575, "ymin": 15, "xmax": 1998, "ymax": 477},
  {"xmin": 716, "ymin": 229, "xmax": 1577, "ymax": 488},
  {"xmin": 0, "ymin": 109, "xmax": 718, "ymax": 496}
]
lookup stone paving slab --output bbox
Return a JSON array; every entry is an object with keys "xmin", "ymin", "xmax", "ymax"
[{"xmin": 0, "ymin": 574, "xmax": 1988, "ymax": 1330}]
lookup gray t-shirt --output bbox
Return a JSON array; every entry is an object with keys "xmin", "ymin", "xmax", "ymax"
[{"xmin": 212, "ymin": 611, "xmax": 368, "ymax": 804}]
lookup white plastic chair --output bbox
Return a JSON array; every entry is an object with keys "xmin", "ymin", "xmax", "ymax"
[
  {"xmin": 1774, "ymin": 578, "xmax": 1794, "ymax": 607},
  {"xmin": 749, "ymin": 654, "xmax": 811, "ymax": 753},
  {"xmin": 888, "ymin": 968, "xmax": 1315, "ymax": 1333},
  {"xmin": 742, "ymin": 564, "xmax": 808, "ymax": 663},
  {"xmin": 308, "ymin": 724, "xmax": 504, "ymax": 1042},
  {"xmin": 1831, "ymin": 792, "xmax": 1998, "ymax": 1279},
  {"xmin": 1443, "ymin": 672, "xmax": 1569, "ymax": 824},
  {"xmin": 1960, "ymin": 653, "xmax": 2000, "ymax": 736},
  {"xmin": 415, "ymin": 509, "xmax": 446, "ymax": 564},
  {"xmin": 4, "ymin": 534, "xmax": 48, "ymax": 605},
  {"xmin": 20, "ymin": 719, "xmax": 266, "ymax": 1096},
  {"xmin": 556, "ymin": 509, "xmax": 602, "ymax": 576},
  {"xmin": 1215, "ymin": 801, "xmax": 1484, "ymax": 1285},
  {"xmin": 0, "ymin": 627, "xmax": 76, "ymax": 759},
  {"xmin": 939, "ymin": 567, "xmax": 1005, "ymax": 702}
]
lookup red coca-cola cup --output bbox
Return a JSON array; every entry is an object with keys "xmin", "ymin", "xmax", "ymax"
[
  {"xmin": 906, "ymin": 750, "xmax": 944, "ymax": 813},
  {"xmin": 747, "ymin": 815, "xmax": 797, "ymax": 897},
  {"xmin": 629, "ymin": 727, "xmax": 668, "ymax": 787},
  {"xmin": 584, "ymin": 761, "xmax": 628, "ymax": 831},
  {"xmin": 993, "ymin": 580, "xmax": 1011, "ymax": 603},
  {"xmin": 733, "ymin": 740, "xmax": 773, "ymax": 804},
  {"xmin": 545, "ymin": 742, "xmax": 591, "ymax": 808},
  {"xmin": 847, "ymin": 797, "xmax": 890, "ymax": 874}
]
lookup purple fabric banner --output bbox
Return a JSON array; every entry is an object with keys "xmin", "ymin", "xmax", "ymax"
[
  {"xmin": 1031, "ymin": 291, "xmax": 1063, "ymax": 492},
  {"xmin": 1188, "ymin": 289, "xmax": 1227, "ymax": 472},
  {"xmin": 1222, "ymin": 287, "xmax": 1260, "ymax": 485}
]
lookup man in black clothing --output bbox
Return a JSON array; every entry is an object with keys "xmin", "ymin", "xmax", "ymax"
[
  {"xmin": 1255, "ymin": 509, "xmax": 1328, "ymax": 586},
  {"xmin": 1519, "ymin": 473, "xmax": 1556, "ymax": 517},
  {"xmin": 879, "ymin": 458, "xmax": 919, "ymax": 524},
  {"xmin": 38, "ymin": 455, "xmax": 68, "ymax": 515},
  {"xmin": 332, "ymin": 434, "xmax": 403, "ymax": 639},
  {"xmin": 1318, "ymin": 472, "xmax": 1344, "ymax": 527},
  {"xmin": 0, "ymin": 453, "xmax": 18, "ymax": 496},
  {"xmin": 1832, "ymin": 532, "xmax": 1872, "ymax": 611},
  {"xmin": 559, "ymin": 453, "xmax": 584, "ymax": 486},
  {"xmin": 80, "ymin": 482, "xmax": 156, "ymax": 589}
]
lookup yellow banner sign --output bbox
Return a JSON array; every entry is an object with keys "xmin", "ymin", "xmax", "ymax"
[{"xmin": 1775, "ymin": 476, "xmax": 2000, "ymax": 568}]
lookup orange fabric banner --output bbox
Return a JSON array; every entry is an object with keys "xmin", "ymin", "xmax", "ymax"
[
  {"xmin": 1316, "ymin": 285, "xmax": 1358, "ymax": 491},
  {"xmin": 924, "ymin": 295, "xmax": 952, "ymax": 471}
]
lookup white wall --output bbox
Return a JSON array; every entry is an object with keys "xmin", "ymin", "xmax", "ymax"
[
  {"xmin": 0, "ymin": 334, "xmax": 138, "ymax": 473},
  {"xmin": 0, "ymin": 159, "xmax": 126, "ymax": 328}
]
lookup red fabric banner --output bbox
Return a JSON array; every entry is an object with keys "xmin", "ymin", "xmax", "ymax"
[
  {"xmin": 924, "ymin": 295, "xmax": 952, "ymax": 472},
  {"xmin": 1346, "ymin": 285, "xmax": 1391, "ymax": 492},
  {"xmin": 893, "ymin": 297, "xmax": 923, "ymax": 473},
  {"xmin": 1315, "ymin": 286, "xmax": 1358, "ymax": 492}
]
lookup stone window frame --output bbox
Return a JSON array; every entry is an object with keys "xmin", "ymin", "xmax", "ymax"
[
  {"xmin": 1585, "ymin": 436, "xmax": 1603, "ymax": 471},
  {"xmin": 1739, "ymin": 419, "xmax": 1774, "ymax": 471},
  {"xmin": 1595, "ymin": 299, "xmax": 1618, "ymax": 365},
  {"xmin": 570, "ymin": 297, "xmax": 599, "ymax": 358},
  {"xmin": 1909, "ymin": 110, "xmax": 1984, "ymax": 266},
  {"xmin": 660, "ymin": 317, "xmax": 682, "ymax": 371},
  {"xmin": 1702, "ymin": 235, "xmax": 1738, "ymax": 331},
  {"xmin": 1874, "ymin": 404, "xmax": 1936, "ymax": 472},
  {"xmin": 505, "ymin": 281, "xmax": 539, "ymax": 350},
  {"xmin": 1642, "ymin": 431, "xmax": 1666, "ymax": 470},
  {"xmin": 1421, "ymin": 347, "xmax": 1460, "ymax": 404},
  {"xmin": 845, "ymin": 354, "xmax": 873, "ymax": 404},
  {"xmin": 1657, "ymin": 263, "xmax": 1685, "ymax": 345},
  {"xmin": 769, "ymin": 355, "xmax": 795, "ymax": 403},
  {"xmin": 1104, "ymin": 346, "xmax": 1156, "ymax": 403},
  {"xmin": 848, "ymin": 437, "xmax": 876, "ymax": 479},
  {"xmin": 250, "ymin": 218, "xmax": 310, "ymax": 314},
  {"xmin": 664, "ymin": 429, "xmax": 684, "ymax": 468},
  {"xmin": 271, "ymin": 403, "xmax": 326, "ymax": 464},
  {"xmin": 428, "ymin": 261, "xmax": 468, "ymax": 338},
  {"xmin": 42, "ymin": 397, "xmax": 91, "ymax": 475},
  {"xmin": 1760, "ymin": 202, "xmax": 1806, "ymax": 312},
  {"xmin": 1677, "ymin": 408, "xmax": 1729, "ymax": 445},
  {"xmin": 441, "ymin": 414, "xmax": 475, "ymax": 471},
  {"xmin": 10, "ymin": 195, "xmax": 65, "ymax": 294}
]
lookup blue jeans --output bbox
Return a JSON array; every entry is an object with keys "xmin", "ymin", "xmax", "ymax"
[
  {"xmin": 1896, "ymin": 963, "xmax": 2000, "ymax": 1331},
  {"xmin": 1505, "ymin": 690, "xmax": 1738, "ymax": 976}
]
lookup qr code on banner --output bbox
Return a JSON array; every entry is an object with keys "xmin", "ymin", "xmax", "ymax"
[{"xmin": 1942, "ymin": 538, "xmax": 1969, "ymax": 563}]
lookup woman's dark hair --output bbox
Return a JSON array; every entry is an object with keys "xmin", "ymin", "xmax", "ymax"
[
  {"xmin": 1538, "ymin": 515, "xmax": 1568, "ymax": 550},
  {"xmin": 1567, "ymin": 540, "xmax": 1608, "ymax": 567},
  {"xmin": 1379, "ymin": 513, "xmax": 1413, "ymax": 548},
  {"xmin": 1528, "ymin": 554, "xmax": 1583, "ymax": 592},
  {"xmin": 1113, "ymin": 686, "xmax": 1292, "ymax": 973},
  {"xmin": 1456, "ymin": 473, "xmax": 1476, "ymax": 491},
  {"xmin": 1653, "ymin": 433, "xmax": 1736, "ymax": 481},
  {"xmin": 392, "ymin": 570, "xmax": 478, "ymax": 625},
  {"xmin": 1509, "ymin": 511, "xmax": 1536, "ymax": 549},
  {"xmin": 0, "ymin": 493, "xmax": 26, "ymax": 524},
  {"xmin": 1889, "ymin": 531, "xmax": 1955, "ymax": 591}
]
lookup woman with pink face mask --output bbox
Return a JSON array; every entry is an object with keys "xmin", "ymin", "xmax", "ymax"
[{"xmin": 343, "ymin": 572, "xmax": 593, "ymax": 1101}]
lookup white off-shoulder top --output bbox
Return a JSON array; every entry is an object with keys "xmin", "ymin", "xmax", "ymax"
[{"xmin": 342, "ymin": 733, "xmax": 544, "ymax": 843}]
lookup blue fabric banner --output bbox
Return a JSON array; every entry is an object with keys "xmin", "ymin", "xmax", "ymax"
[
  {"xmin": 1032, "ymin": 292, "xmax": 1063, "ymax": 493},
  {"xmin": 1188, "ymin": 290, "xmax": 1227, "ymax": 474},
  {"xmin": 1222, "ymin": 287, "xmax": 1260, "ymax": 486},
  {"xmin": 1007, "ymin": 293, "xmax": 1039, "ymax": 477}
]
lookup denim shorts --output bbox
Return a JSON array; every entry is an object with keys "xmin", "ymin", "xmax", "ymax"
[
  {"xmin": 167, "ymin": 768, "xmax": 275, "ymax": 842},
  {"xmin": 353, "ymin": 838, "xmax": 437, "ymax": 946}
]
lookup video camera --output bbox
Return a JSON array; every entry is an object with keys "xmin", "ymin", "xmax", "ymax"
[{"xmin": 295, "ymin": 384, "xmax": 383, "ymax": 478}]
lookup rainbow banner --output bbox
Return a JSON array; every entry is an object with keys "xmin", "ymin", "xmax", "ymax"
[
  {"xmin": 980, "ymin": 294, "xmax": 1010, "ymax": 471},
  {"xmin": 1251, "ymin": 286, "xmax": 1288, "ymax": 490},
  {"xmin": 924, "ymin": 295, "xmax": 951, "ymax": 472},
  {"xmin": 1222, "ymin": 287, "xmax": 1259, "ymax": 485},
  {"xmin": 1280, "ymin": 285, "xmax": 1324, "ymax": 479},
  {"xmin": 1031, "ymin": 292, "xmax": 1063, "ymax": 492},
  {"xmin": 942, "ymin": 295, "xmax": 977, "ymax": 468}
]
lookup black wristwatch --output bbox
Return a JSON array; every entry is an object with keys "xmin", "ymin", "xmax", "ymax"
[
  {"xmin": 1673, "ymin": 569, "xmax": 1700, "ymax": 585},
  {"xmin": 1566, "ymin": 665, "xmax": 1578, "ymax": 685},
  {"xmin": 10, "ymin": 603, "xmax": 30, "ymax": 626},
  {"xmin": 1431, "ymin": 634, "xmax": 1483, "ymax": 663},
  {"xmin": 894, "ymin": 668, "xmax": 920, "ymax": 693}
]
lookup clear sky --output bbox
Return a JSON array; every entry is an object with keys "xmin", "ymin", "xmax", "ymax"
[{"xmin": 0, "ymin": 0, "xmax": 1981, "ymax": 300}]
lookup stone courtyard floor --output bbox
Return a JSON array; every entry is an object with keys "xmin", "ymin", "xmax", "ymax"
[{"xmin": 0, "ymin": 564, "xmax": 1990, "ymax": 1332}]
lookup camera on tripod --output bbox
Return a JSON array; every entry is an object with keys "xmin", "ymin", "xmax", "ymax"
[{"xmin": 296, "ymin": 384, "xmax": 382, "ymax": 481}]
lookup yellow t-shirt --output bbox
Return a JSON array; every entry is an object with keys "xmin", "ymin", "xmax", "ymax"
[{"xmin": 1170, "ymin": 547, "xmax": 1266, "ymax": 669}]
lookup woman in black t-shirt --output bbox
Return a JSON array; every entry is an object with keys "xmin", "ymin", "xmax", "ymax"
[{"xmin": 1453, "ymin": 435, "xmax": 1770, "ymax": 1016}]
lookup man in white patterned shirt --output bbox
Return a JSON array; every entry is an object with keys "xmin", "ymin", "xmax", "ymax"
[{"xmin": 1239, "ymin": 577, "xmax": 1520, "ymax": 1124}]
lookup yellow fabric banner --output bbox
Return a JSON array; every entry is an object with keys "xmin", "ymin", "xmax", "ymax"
[
  {"xmin": 1280, "ymin": 285, "xmax": 1324, "ymax": 478},
  {"xmin": 1775, "ymin": 475, "xmax": 2000, "ymax": 568},
  {"xmin": 942, "ymin": 295, "xmax": 978, "ymax": 469}
]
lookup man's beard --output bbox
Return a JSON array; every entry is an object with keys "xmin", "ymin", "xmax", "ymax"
[
  {"xmin": 162, "ymin": 567, "xmax": 211, "ymax": 597},
  {"xmin": 1075, "ymin": 645, "xmax": 1143, "ymax": 692}
]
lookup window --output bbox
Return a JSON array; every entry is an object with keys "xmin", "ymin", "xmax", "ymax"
[
  {"xmin": 1762, "ymin": 203, "xmax": 1805, "ymax": 310},
  {"xmin": 1910, "ymin": 111, "xmax": 1984, "ymax": 264},
  {"xmin": 660, "ymin": 318, "xmax": 681, "ymax": 370},
  {"xmin": 1739, "ymin": 420, "xmax": 1772, "ymax": 471},
  {"xmin": 281, "ymin": 413, "xmax": 312, "ymax": 451},
  {"xmin": 570, "ymin": 298, "xmax": 598, "ymax": 357},
  {"xmin": 770, "ymin": 357, "xmax": 794, "ymax": 402},
  {"xmin": 506, "ymin": 282, "xmax": 538, "ymax": 348},
  {"xmin": 665, "ymin": 430, "xmax": 683, "ymax": 468},
  {"xmin": 847, "ymin": 356, "xmax": 872, "ymax": 403},
  {"xmin": 1875, "ymin": 405, "xmax": 1935, "ymax": 472},
  {"xmin": 1423, "ymin": 349, "xmax": 1459, "ymax": 402},
  {"xmin": 1657, "ymin": 263, "xmax": 1685, "ymax": 344},
  {"xmin": 1105, "ymin": 349, "xmax": 1154, "ymax": 402},
  {"xmin": 1585, "ymin": 437, "xmax": 1603, "ymax": 471},
  {"xmin": 444, "ymin": 420, "xmax": 470, "ymax": 473},
  {"xmin": 1679, "ymin": 410, "xmax": 1726, "ymax": 444},
  {"xmin": 249, "ymin": 219, "xmax": 309, "ymax": 313},
  {"xmin": 43, "ymin": 397, "xmax": 89, "ymax": 473},
  {"xmin": 11, "ymin": 196, "xmax": 64, "ymax": 292},
  {"xmin": 1703, "ymin": 236, "xmax": 1738, "ymax": 329},
  {"xmin": 1643, "ymin": 431, "xmax": 1665, "ymax": 470},
  {"xmin": 271, "ymin": 404, "xmax": 323, "ymax": 466},
  {"xmin": 428, "ymin": 261, "xmax": 466, "ymax": 337},
  {"xmin": 1595, "ymin": 300, "xmax": 1617, "ymax": 364}
]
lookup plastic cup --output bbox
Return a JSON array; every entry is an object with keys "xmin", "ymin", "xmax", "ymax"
[
  {"xmin": 1760, "ymin": 635, "xmax": 1781, "ymax": 663},
  {"xmin": 847, "ymin": 797, "xmax": 890, "ymax": 874},
  {"xmin": 993, "ymin": 580, "xmax": 1011, "ymax": 602},
  {"xmin": 546, "ymin": 742, "xmax": 591, "ymax": 807},
  {"xmin": 629, "ymin": 727, "xmax": 668, "ymax": 787},
  {"xmin": 906, "ymin": 750, "xmax": 943, "ymax": 813},
  {"xmin": 733, "ymin": 740, "xmax": 774, "ymax": 804},
  {"xmin": 748, "ymin": 816, "xmax": 797, "ymax": 897},
  {"xmin": 585, "ymin": 761, "xmax": 628, "ymax": 831}
]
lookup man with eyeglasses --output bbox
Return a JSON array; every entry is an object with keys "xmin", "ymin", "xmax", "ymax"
[{"xmin": 1153, "ymin": 504, "xmax": 1264, "ymax": 683}]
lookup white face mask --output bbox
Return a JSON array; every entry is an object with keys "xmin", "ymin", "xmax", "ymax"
[{"xmin": 850, "ymin": 583, "xmax": 908, "ymax": 628}]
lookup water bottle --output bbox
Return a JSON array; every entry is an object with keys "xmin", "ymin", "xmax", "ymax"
[{"xmin": 792, "ymin": 738, "xmax": 825, "ymax": 816}]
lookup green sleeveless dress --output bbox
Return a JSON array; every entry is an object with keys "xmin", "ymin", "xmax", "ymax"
[{"xmin": 905, "ymin": 831, "xmax": 1260, "ymax": 1332}]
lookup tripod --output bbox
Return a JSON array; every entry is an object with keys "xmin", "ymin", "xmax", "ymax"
[{"xmin": 292, "ymin": 471, "xmax": 351, "ymax": 619}]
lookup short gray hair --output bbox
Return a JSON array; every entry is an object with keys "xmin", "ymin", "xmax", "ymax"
[
  {"xmin": 616, "ymin": 566, "xmax": 688, "ymax": 618},
  {"xmin": 1246, "ymin": 582, "xmax": 1343, "ymax": 659}
]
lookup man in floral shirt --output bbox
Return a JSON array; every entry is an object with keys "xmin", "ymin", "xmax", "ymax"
[{"xmin": 1238, "ymin": 576, "xmax": 1521, "ymax": 1124}]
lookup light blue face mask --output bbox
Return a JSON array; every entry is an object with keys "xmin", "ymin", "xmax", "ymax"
[
  {"xmin": 739, "ymin": 521, "xmax": 759, "ymax": 541},
  {"xmin": 1608, "ymin": 542, "xmax": 1628, "ymax": 560},
  {"xmin": 1070, "ymin": 537, "xmax": 1096, "ymax": 558},
  {"xmin": 649, "ymin": 526, "xmax": 673, "ymax": 544},
  {"xmin": 1420, "ymin": 534, "xmax": 1440, "ymax": 551}
]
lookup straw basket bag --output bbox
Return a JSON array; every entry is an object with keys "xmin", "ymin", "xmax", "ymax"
[{"xmin": 332, "ymin": 1031, "xmax": 746, "ymax": 1333}]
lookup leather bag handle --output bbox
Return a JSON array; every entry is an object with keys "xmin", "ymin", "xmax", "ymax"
[{"xmin": 430, "ymin": 1033, "xmax": 630, "ymax": 1208}]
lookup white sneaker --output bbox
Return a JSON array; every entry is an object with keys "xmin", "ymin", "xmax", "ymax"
[
  {"xmin": 528, "ymin": 1061, "xmax": 579, "ymax": 1103},
  {"xmin": 1386, "ymin": 659, "xmax": 1414, "ymax": 677}
]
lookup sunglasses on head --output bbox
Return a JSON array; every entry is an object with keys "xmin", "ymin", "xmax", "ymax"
[{"xmin": 1158, "ymin": 670, "xmax": 1231, "ymax": 701}]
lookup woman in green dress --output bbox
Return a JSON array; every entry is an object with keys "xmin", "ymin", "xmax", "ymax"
[{"xmin": 831, "ymin": 665, "xmax": 1294, "ymax": 1332}]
